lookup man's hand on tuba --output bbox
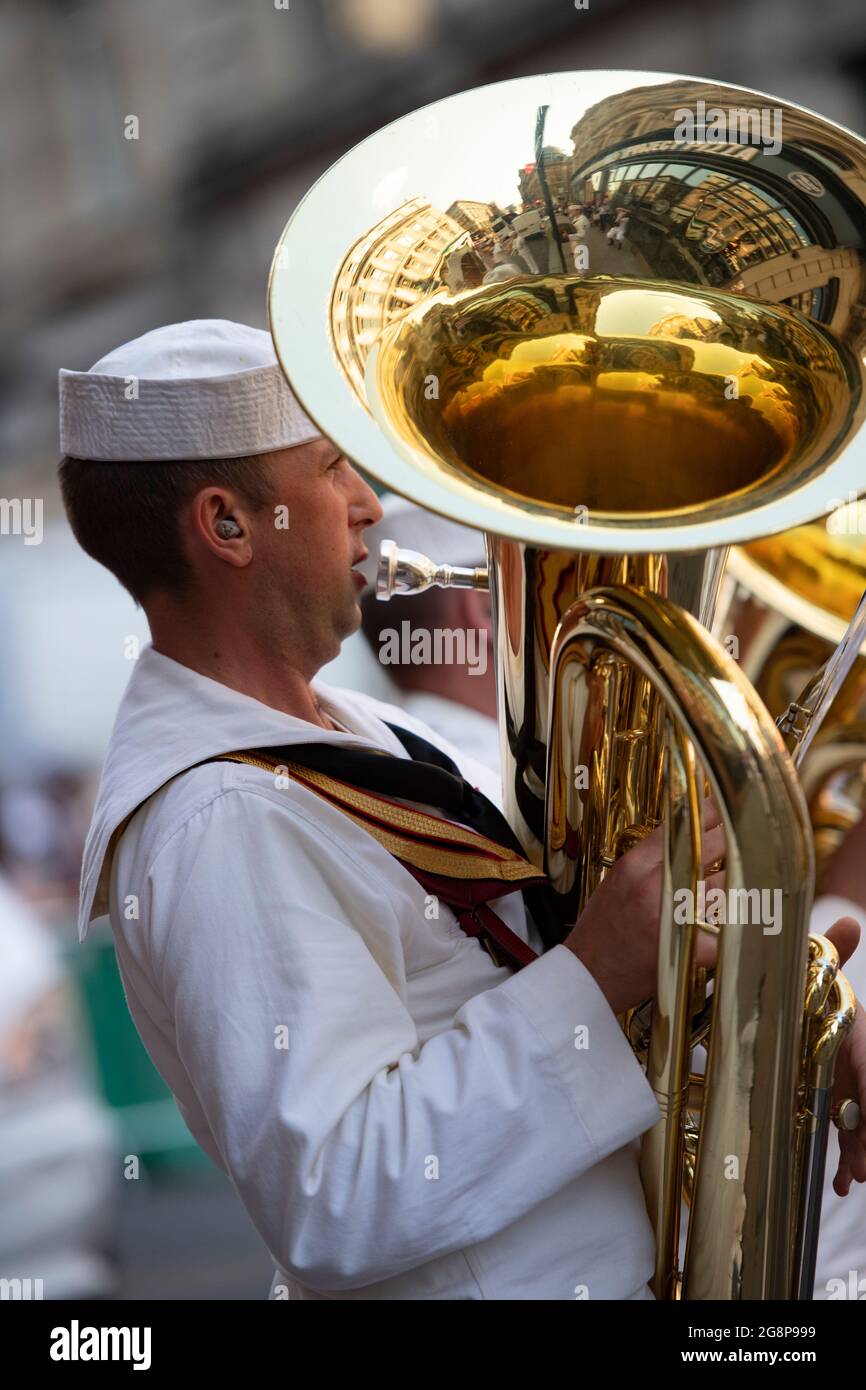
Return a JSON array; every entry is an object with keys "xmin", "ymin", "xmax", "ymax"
[
  {"xmin": 820, "ymin": 916, "xmax": 866, "ymax": 1196},
  {"xmin": 565, "ymin": 803, "xmax": 866, "ymax": 1197},
  {"xmin": 563, "ymin": 797, "xmax": 724, "ymax": 1016}
]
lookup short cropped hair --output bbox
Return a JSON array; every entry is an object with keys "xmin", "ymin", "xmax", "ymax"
[{"xmin": 58, "ymin": 454, "xmax": 276, "ymax": 605}]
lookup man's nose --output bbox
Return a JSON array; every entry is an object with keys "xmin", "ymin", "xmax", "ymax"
[
  {"xmin": 350, "ymin": 467, "xmax": 383, "ymax": 526},
  {"xmin": 368, "ymin": 489, "xmax": 384, "ymax": 526}
]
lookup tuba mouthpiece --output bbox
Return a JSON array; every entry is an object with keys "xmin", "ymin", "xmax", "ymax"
[{"xmin": 375, "ymin": 538, "xmax": 489, "ymax": 601}]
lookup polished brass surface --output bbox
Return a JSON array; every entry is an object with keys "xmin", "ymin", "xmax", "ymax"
[
  {"xmin": 742, "ymin": 517, "xmax": 866, "ymax": 628},
  {"xmin": 373, "ymin": 276, "xmax": 856, "ymax": 525},
  {"xmin": 269, "ymin": 69, "xmax": 866, "ymax": 1301},
  {"xmin": 270, "ymin": 70, "xmax": 866, "ymax": 554},
  {"xmin": 543, "ymin": 584, "xmax": 813, "ymax": 1299},
  {"xmin": 721, "ymin": 527, "xmax": 866, "ymax": 879},
  {"xmin": 484, "ymin": 540, "xmax": 726, "ymax": 879}
]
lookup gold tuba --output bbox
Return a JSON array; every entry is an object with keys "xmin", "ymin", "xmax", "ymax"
[
  {"xmin": 718, "ymin": 515, "xmax": 866, "ymax": 882},
  {"xmin": 269, "ymin": 71, "xmax": 866, "ymax": 1300}
]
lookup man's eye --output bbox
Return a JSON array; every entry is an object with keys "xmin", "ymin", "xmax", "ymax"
[{"xmin": 328, "ymin": 456, "xmax": 342, "ymax": 471}]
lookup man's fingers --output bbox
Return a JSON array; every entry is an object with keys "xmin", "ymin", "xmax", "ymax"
[
  {"xmin": 639, "ymin": 800, "xmax": 725, "ymax": 869},
  {"xmin": 824, "ymin": 917, "xmax": 861, "ymax": 970},
  {"xmin": 841, "ymin": 1130, "xmax": 866, "ymax": 1184},
  {"xmin": 833, "ymin": 1155, "xmax": 852, "ymax": 1197},
  {"xmin": 701, "ymin": 795, "xmax": 722, "ymax": 831},
  {"xmin": 694, "ymin": 930, "xmax": 719, "ymax": 970},
  {"xmin": 702, "ymin": 869, "xmax": 726, "ymax": 894},
  {"xmin": 693, "ymin": 870, "xmax": 724, "ymax": 971}
]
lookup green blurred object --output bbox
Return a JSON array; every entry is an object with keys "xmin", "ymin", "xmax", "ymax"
[{"xmin": 66, "ymin": 924, "xmax": 211, "ymax": 1175}]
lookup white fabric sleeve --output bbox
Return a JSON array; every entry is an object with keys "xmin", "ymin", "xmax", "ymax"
[{"xmin": 147, "ymin": 787, "xmax": 659, "ymax": 1292}]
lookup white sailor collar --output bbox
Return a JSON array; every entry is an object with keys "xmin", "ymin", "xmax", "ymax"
[{"xmin": 77, "ymin": 644, "xmax": 412, "ymax": 941}]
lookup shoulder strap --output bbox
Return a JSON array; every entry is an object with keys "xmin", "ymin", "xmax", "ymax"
[
  {"xmin": 104, "ymin": 746, "xmax": 557, "ymax": 970},
  {"xmin": 219, "ymin": 751, "xmax": 543, "ymax": 972},
  {"xmin": 106, "ymin": 748, "xmax": 545, "ymax": 891},
  {"xmin": 219, "ymin": 750, "xmax": 545, "ymax": 887}
]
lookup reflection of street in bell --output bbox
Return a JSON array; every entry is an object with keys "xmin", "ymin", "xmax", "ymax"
[
  {"xmin": 491, "ymin": 204, "xmax": 651, "ymax": 284},
  {"xmin": 491, "ymin": 215, "xmax": 648, "ymax": 284},
  {"xmin": 571, "ymin": 221, "xmax": 647, "ymax": 278}
]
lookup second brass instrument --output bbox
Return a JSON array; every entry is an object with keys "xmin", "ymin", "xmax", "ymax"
[{"xmin": 719, "ymin": 515, "xmax": 866, "ymax": 881}]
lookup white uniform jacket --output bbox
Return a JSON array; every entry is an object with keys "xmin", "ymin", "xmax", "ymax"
[{"xmin": 77, "ymin": 645, "xmax": 670, "ymax": 1300}]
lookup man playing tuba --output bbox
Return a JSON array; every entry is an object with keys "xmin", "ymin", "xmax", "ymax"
[{"xmin": 59, "ymin": 319, "xmax": 866, "ymax": 1300}]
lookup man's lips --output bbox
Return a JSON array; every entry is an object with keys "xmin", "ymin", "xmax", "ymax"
[{"xmin": 351, "ymin": 550, "xmax": 369, "ymax": 588}]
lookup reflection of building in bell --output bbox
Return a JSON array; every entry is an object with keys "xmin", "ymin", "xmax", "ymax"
[
  {"xmin": 733, "ymin": 246, "xmax": 866, "ymax": 344},
  {"xmin": 509, "ymin": 285, "xmax": 604, "ymax": 338},
  {"xmin": 448, "ymin": 201, "xmax": 496, "ymax": 236},
  {"xmin": 571, "ymin": 81, "xmax": 779, "ymax": 171},
  {"xmin": 519, "ymin": 147, "xmax": 574, "ymax": 204},
  {"xmin": 580, "ymin": 154, "xmax": 866, "ymax": 347},
  {"xmin": 572, "ymin": 82, "xmax": 700, "ymax": 153},
  {"xmin": 648, "ymin": 314, "xmax": 723, "ymax": 340},
  {"xmin": 331, "ymin": 196, "xmax": 464, "ymax": 398},
  {"xmin": 556, "ymin": 78, "xmax": 866, "ymax": 357},
  {"xmin": 609, "ymin": 340, "xmax": 695, "ymax": 373}
]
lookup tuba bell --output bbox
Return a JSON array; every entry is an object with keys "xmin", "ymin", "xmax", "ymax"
[{"xmin": 268, "ymin": 70, "xmax": 866, "ymax": 1300}]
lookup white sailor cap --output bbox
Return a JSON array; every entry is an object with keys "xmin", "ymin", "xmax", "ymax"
[{"xmin": 58, "ymin": 319, "xmax": 321, "ymax": 461}]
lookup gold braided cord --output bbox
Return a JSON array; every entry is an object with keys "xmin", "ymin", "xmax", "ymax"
[
  {"xmin": 221, "ymin": 751, "xmax": 518, "ymax": 859},
  {"xmin": 321, "ymin": 799, "xmax": 543, "ymax": 881},
  {"xmin": 220, "ymin": 752, "xmax": 545, "ymax": 883}
]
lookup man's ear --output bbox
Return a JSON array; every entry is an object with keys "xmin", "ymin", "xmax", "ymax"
[{"xmin": 187, "ymin": 487, "xmax": 254, "ymax": 569}]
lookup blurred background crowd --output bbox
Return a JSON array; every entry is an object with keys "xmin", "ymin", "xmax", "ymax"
[{"xmin": 3, "ymin": 0, "xmax": 866, "ymax": 1300}]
